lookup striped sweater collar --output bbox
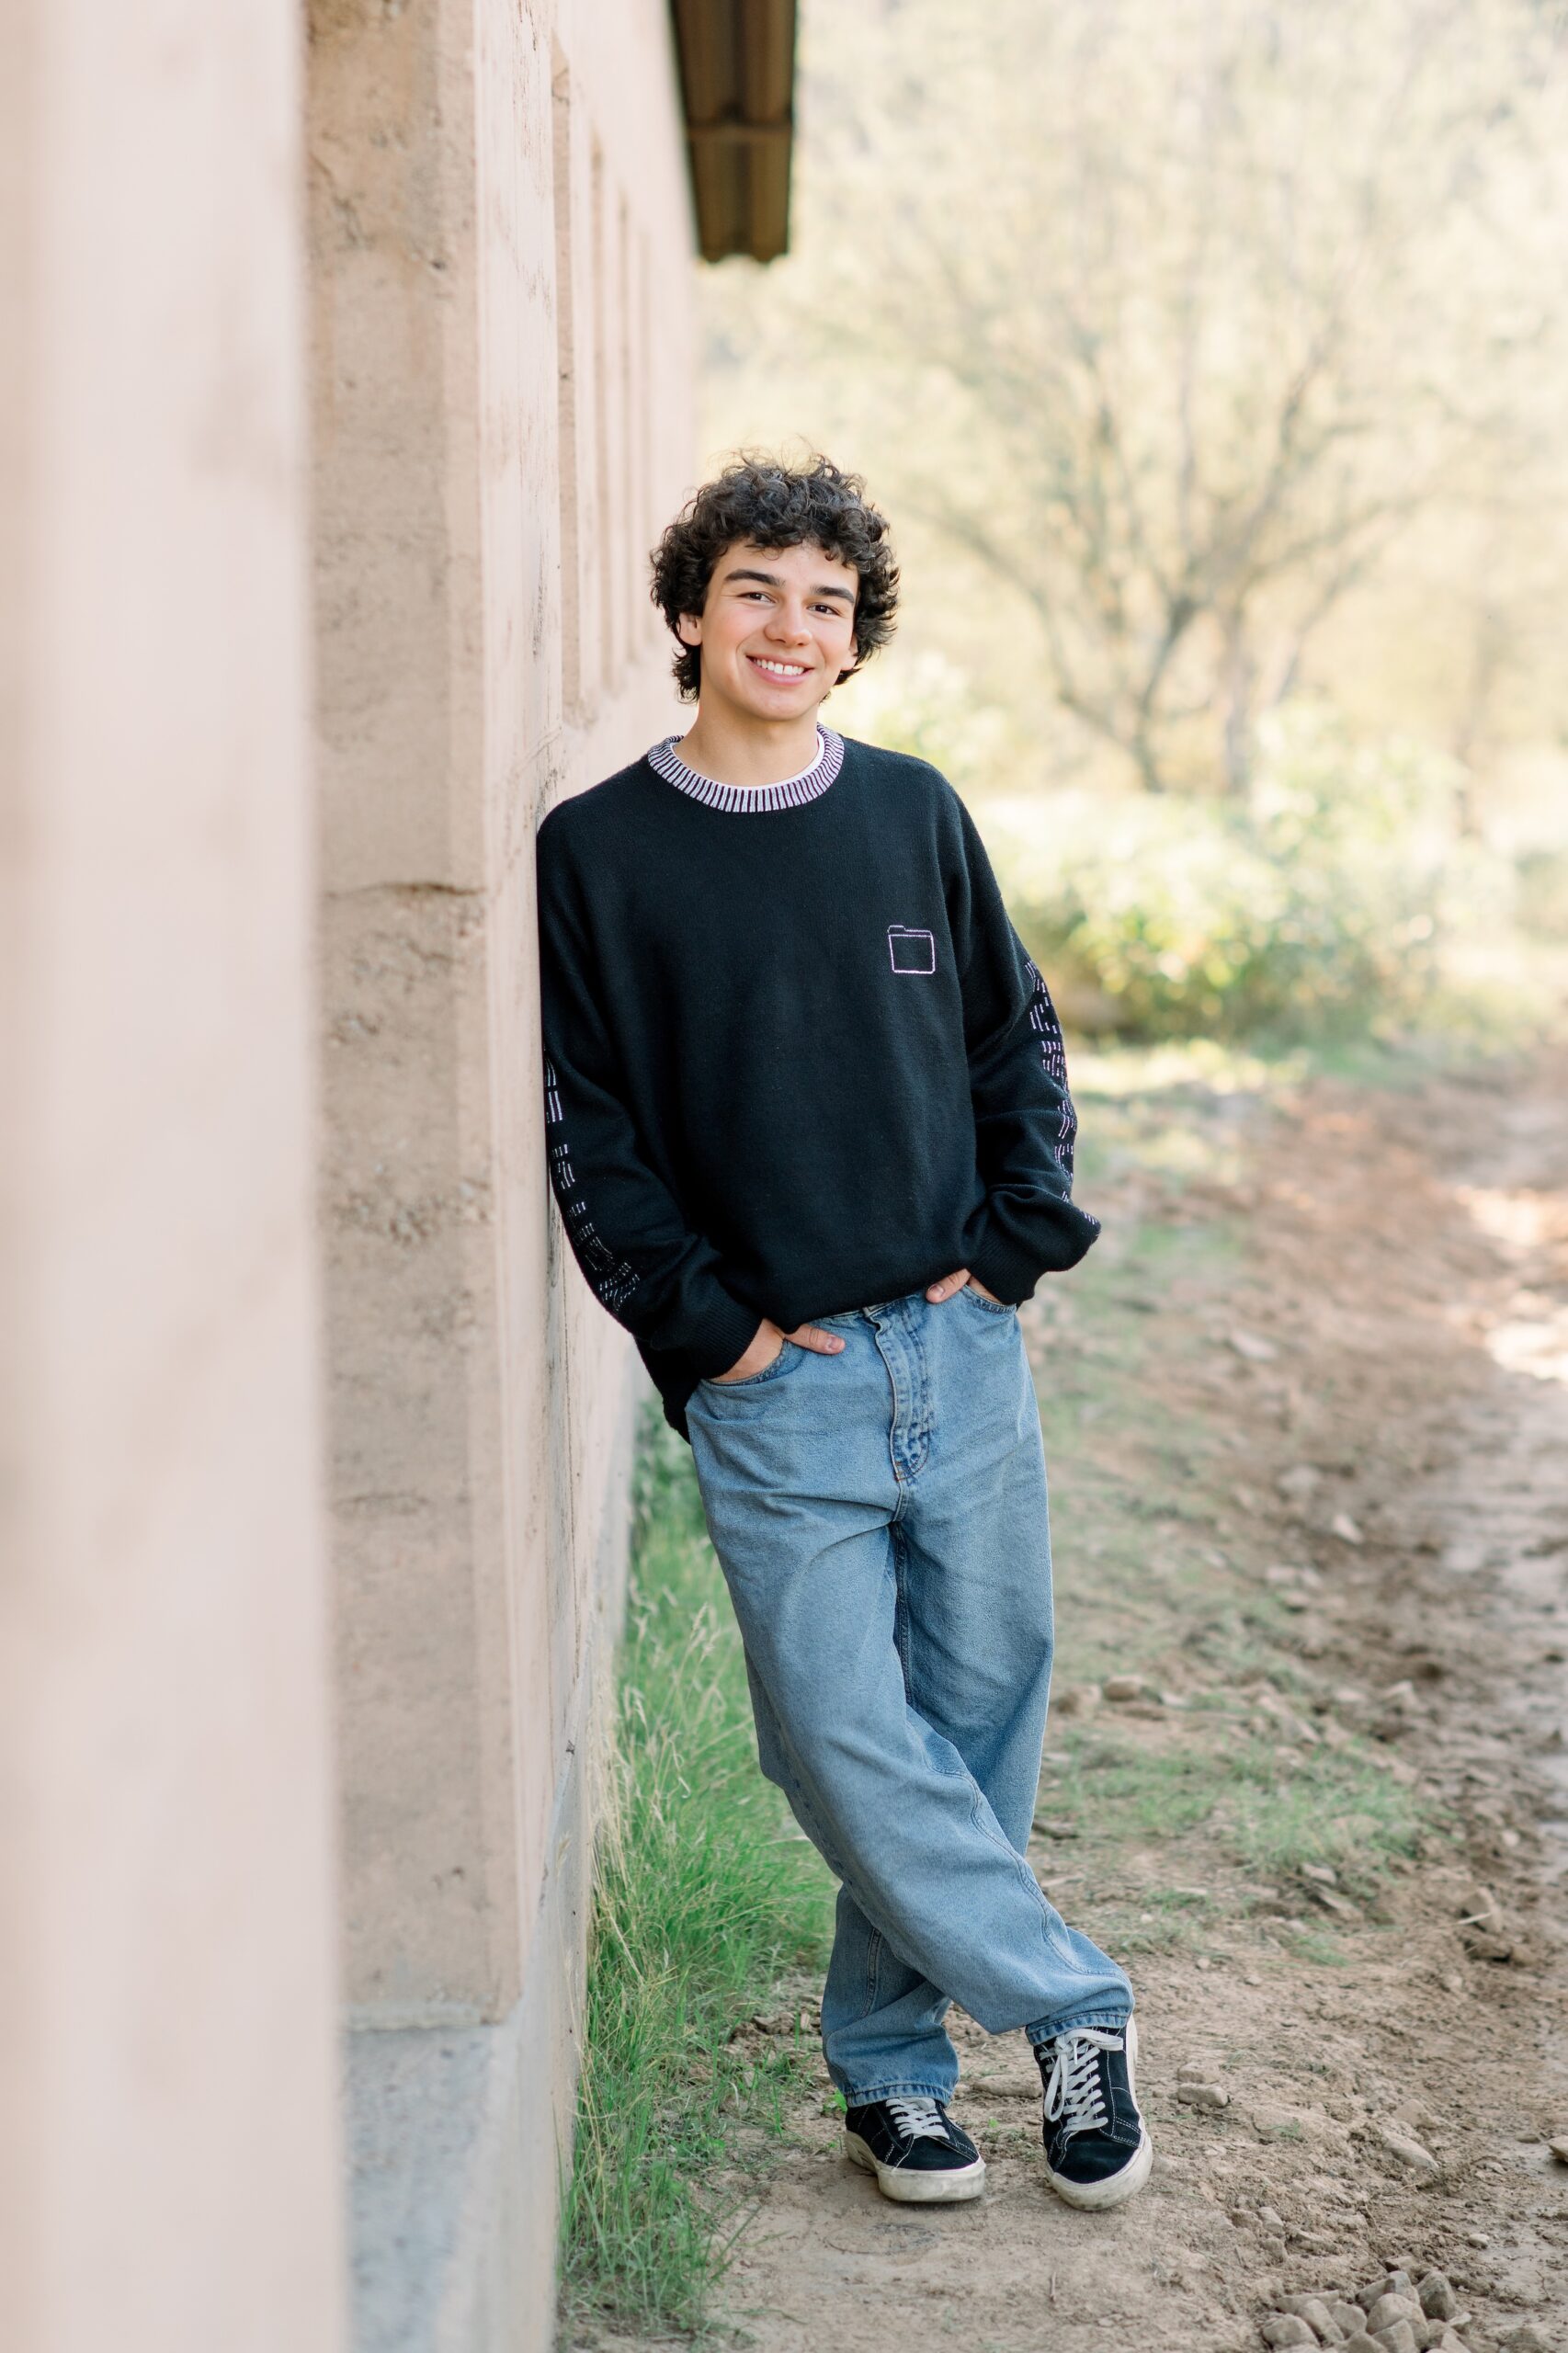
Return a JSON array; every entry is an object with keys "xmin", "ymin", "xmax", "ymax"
[{"xmin": 646, "ymin": 725, "xmax": 845, "ymax": 813}]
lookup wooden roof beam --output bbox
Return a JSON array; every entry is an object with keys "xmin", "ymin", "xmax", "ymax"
[{"xmin": 671, "ymin": 0, "xmax": 798, "ymax": 264}]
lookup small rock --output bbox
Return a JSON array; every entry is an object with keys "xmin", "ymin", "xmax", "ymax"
[
  {"xmin": 1301, "ymin": 1860, "xmax": 1338, "ymax": 1884},
  {"xmin": 1367, "ymin": 2296, "xmax": 1423, "ymax": 2335},
  {"xmin": 1278, "ymin": 1463, "xmax": 1324, "ymax": 1501},
  {"xmin": 1252, "ymin": 2100, "xmax": 1335, "ymax": 2143},
  {"xmin": 1417, "ymin": 2277, "xmax": 1459, "ymax": 2322},
  {"xmin": 1279, "ymin": 2296, "xmax": 1343, "ymax": 2342},
  {"xmin": 1102, "ymin": 1674, "xmax": 1149, "ymax": 1702},
  {"xmin": 1031, "ymin": 1815, "xmax": 1080, "ymax": 1838},
  {"xmin": 1315, "ymin": 1887, "xmax": 1362, "ymax": 1920},
  {"xmin": 1374, "ymin": 2324, "xmax": 1418, "ymax": 2353},
  {"xmin": 1229, "ymin": 1328, "xmax": 1278, "ymax": 1361},
  {"xmin": 1460, "ymin": 1885, "xmax": 1503, "ymax": 1932},
  {"xmin": 1330, "ymin": 1512, "xmax": 1364, "ymax": 1545},
  {"xmin": 1262, "ymin": 2320, "xmax": 1318, "ymax": 2349},
  {"xmin": 1053, "ymin": 1682, "xmax": 1101, "ymax": 1716},
  {"xmin": 1177, "ymin": 2080, "xmax": 1230, "ymax": 2110},
  {"xmin": 1549, "ymin": 2134, "xmax": 1568, "ymax": 2163},
  {"xmin": 1339, "ymin": 2335, "xmax": 1381, "ymax": 2353},
  {"xmin": 1258, "ymin": 2203, "xmax": 1287, "ymax": 2232},
  {"xmin": 1360, "ymin": 2276, "xmax": 1415, "ymax": 2309},
  {"xmin": 1501, "ymin": 2328, "xmax": 1553, "ymax": 2353},
  {"xmin": 1329, "ymin": 2306, "xmax": 1369, "ymax": 2338},
  {"xmin": 1376, "ymin": 2125, "xmax": 1438, "ymax": 2178}
]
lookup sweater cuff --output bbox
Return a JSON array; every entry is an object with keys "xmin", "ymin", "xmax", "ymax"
[
  {"xmin": 685, "ymin": 1289, "xmax": 767, "ymax": 1381},
  {"xmin": 969, "ymin": 1201, "xmax": 1101, "ymax": 1306}
]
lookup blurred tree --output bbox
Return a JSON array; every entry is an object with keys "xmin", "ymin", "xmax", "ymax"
[{"xmin": 706, "ymin": 0, "xmax": 1568, "ymax": 796}]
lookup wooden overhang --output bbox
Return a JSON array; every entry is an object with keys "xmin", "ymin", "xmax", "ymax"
[{"xmin": 670, "ymin": 0, "xmax": 798, "ymax": 263}]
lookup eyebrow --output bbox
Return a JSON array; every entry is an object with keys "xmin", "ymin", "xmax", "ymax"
[{"xmin": 722, "ymin": 565, "xmax": 856, "ymax": 605}]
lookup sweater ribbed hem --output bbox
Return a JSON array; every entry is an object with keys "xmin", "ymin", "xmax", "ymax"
[
  {"xmin": 969, "ymin": 1204, "xmax": 1100, "ymax": 1305},
  {"xmin": 684, "ymin": 1290, "xmax": 767, "ymax": 1381}
]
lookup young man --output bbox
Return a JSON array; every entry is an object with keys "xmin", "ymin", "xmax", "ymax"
[{"xmin": 536, "ymin": 454, "xmax": 1150, "ymax": 2211}]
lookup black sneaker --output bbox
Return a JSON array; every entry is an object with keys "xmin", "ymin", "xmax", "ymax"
[
  {"xmin": 1035, "ymin": 2019, "xmax": 1153, "ymax": 2210},
  {"xmin": 844, "ymin": 2095, "xmax": 986, "ymax": 2204}
]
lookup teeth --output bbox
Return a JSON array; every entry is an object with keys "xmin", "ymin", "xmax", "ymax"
[{"xmin": 753, "ymin": 658, "xmax": 806, "ymax": 676}]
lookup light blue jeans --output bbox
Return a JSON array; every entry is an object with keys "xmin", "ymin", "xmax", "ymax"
[{"xmin": 685, "ymin": 1285, "xmax": 1131, "ymax": 2106}]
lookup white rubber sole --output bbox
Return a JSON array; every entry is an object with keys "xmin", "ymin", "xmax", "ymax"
[
  {"xmin": 845, "ymin": 2132, "xmax": 987, "ymax": 2204},
  {"xmin": 1041, "ymin": 2018, "xmax": 1155, "ymax": 2212}
]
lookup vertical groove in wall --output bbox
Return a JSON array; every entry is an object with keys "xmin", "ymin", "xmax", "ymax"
[
  {"xmin": 0, "ymin": 5, "xmax": 40, "ymax": 2332},
  {"xmin": 550, "ymin": 46, "xmax": 582, "ymax": 722},
  {"xmin": 590, "ymin": 139, "xmax": 616, "ymax": 688},
  {"xmin": 637, "ymin": 226, "xmax": 656, "ymax": 652},
  {"xmin": 617, "ymin": 195, "xmax": 635, "ymax": 667}
]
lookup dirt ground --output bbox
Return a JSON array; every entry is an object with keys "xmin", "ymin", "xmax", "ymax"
[{"xmin": 703, "ymin": 1048, "xmax": 1568, "ymax": 2352}]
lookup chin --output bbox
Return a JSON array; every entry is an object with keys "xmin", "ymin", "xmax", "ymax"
[{"xmin": 735, "ymin": 686, "xmax": 814, "ymax": 720}]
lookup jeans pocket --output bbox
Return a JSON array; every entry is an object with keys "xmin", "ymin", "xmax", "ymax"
[
  {"xmin": 699, "ymin": 1342, "xmax": 798, "ymax": 1392},
  {"xmin": 960, "ymin": 1282, "xmax": 1016, "ymax": 1318}
]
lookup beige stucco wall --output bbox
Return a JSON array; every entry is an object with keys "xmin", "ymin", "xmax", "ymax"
[
  {"xmin": 309, "ymin": 0, "xmax": 693, "ymax": 2037},
  {"xmin": 0, "ymin": 5, "xmax": 344, "ymax": 2351},
  {"xmin": 2, "ymin": 0, "xmax": 701, "ymax": 2336}
]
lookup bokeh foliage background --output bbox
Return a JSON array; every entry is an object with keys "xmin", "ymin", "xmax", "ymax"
[{"xmin": 702, "ymin": 0, "xmax": 1568, "ymax": 1042}]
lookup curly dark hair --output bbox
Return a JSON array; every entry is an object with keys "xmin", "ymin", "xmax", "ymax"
[{"xmin": 650, "ymin": 452, "xmax": 899, "ymax": 702}]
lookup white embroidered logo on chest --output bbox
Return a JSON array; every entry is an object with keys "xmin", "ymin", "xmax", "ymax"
[{"xmin": 887, "ymin": 925, "xmax": 937, "ymax": 975}]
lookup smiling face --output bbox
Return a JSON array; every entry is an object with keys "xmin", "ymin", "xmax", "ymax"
[{"xmin": 676, "ymin": 540, "xmax": 859, "ymax": 728}]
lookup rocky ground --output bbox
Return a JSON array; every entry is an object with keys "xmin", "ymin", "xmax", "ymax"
[{"xmin": 701, "ymin": 1047, "xmax": 1568, "ymax": 2351}]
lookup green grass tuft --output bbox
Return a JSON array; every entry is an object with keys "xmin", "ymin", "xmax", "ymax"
[
  {"xmin": 1226, "ymin": 1762, "xmax": 1424, "ymax": 1888},
  {"xmin": 1279, "ymin": 1928, "xmax": 1352, "ymax": 1969},
  {"xmin": 1040, "ymin": 1721, "xmax": 1427, "ymax": 1899},
  {"xmin": 560, "ymin": 1412, "xmax": 833, "ymax": 2340}
]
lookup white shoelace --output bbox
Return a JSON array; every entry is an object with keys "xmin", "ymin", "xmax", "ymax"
[
  {"xmin": 883, "ymin": 2094, "xmax": 949, "ymax": 2145},
  {"xmin": 1040, "ymin": 2028, "xmax": 1122, "ymax": 2139}
]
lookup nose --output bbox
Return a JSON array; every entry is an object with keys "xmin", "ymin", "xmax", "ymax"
[{"xmin": 764, "ymin": 597, "xmax": 812, "ymax": 646}]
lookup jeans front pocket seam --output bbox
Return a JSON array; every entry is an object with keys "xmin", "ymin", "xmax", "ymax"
[
  {"xmin": 700, "ymin": 1345, "xmax": 797, "ymax": 1392},
  {"xmin": 960, "ymin": 1284, "xmax": 1016, "ymax": 1318}
]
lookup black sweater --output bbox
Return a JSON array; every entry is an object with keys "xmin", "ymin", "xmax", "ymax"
[{"xmin": 535, "ymin": 728, "xmax": 1099, "ymax": 1436}]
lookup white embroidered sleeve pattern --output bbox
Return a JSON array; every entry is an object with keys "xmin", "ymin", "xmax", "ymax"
[
  {"xmin": 543, "ymin": 1059, "xmax": 641, "ymax": 1315},
  {"xmin": 1023, "ymin": 958, "xmax": 1078, "ymax": 1176}
]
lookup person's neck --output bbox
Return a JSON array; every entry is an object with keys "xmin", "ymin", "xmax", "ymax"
[{"xmin": 675, "ymin": 700, "xmax": 824, "ymax": 788}]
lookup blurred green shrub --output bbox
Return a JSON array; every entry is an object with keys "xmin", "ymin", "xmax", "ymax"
[
  {"xmin": 989, "ymin": 706, "xmax": 1514, "ymax": 1041},
  {"xmin": 837, "ymin": 648, "xmax": 1017, "ymax": 792},
  {"xmin": 1516, "ymin": 847, "xmax": 1568, "ymax": 942}
]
